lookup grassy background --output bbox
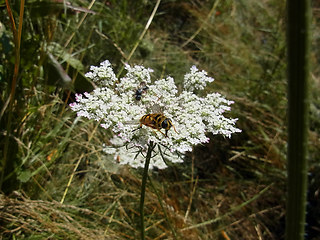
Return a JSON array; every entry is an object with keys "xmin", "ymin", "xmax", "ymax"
[{"xmin": 0, "ymin": 0, "xmax": 319, "ymax": 239}]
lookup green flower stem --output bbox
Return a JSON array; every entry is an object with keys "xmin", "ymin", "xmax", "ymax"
[{"xmin": 139, "ymin": 141, "xmax": 155, "ymax": 240}]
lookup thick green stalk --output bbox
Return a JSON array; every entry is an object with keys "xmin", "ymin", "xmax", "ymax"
[
  {"xmin": 139, "ymin": 141, "xmax": 155, "ymax": 240},
  {"xmin": 286, "ymin": 0, "xmax": 310, "ymax": 239}
]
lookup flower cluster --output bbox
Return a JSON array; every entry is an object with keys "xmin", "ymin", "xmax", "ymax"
[
  {"xmin": 70, "ymin": 60, "xmax": 241, "ymax": 169},
  {"xmin": 183, "ymin": 65, "xmax": 214, "ymax": 92}
]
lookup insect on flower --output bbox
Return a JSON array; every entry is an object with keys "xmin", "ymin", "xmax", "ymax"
[
  {"xmin": 134, "ymin": 113, "xmax": 178, "ymax": 137},
  {"xmin": 71, "ymin": 60, "xmax": 242, "ymax": 169},
  {"xmin": 134, "ymin": 81, "xmax": 149, "ymax": 101}
]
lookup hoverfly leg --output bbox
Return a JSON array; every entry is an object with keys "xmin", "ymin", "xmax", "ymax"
[
  {"xmin": 159, "ymin": 129, "xmax": 167, "ymax": 137},
  {"xmin": 150, "ymin": 128, "xmax": 166, "ymax": 137},
  {"xmin": 165, "ymin": 129, "xmax": 168, "ymax": 137},
  {"xmin": 172, "ymin": 124, "xmax": 178, "ymax": 134},
  {"xmin": 132, "ymin": 125, "xmax": 142, "ymax": 132}
]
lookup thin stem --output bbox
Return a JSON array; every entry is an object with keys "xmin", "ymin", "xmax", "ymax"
[
  {"xmin": 60, "ymin": 120, "xmax": 100, "ymax": 204},
  {"xmin": 139, "ymin": 141, "xmax": 155, "ymax": 240},
  {"xmin": 181, "ymin": 0, "xmax": 220, "ymax": 48},
  {"xmin": 184, "ymin": 150, "xmax": 197, "ymax": 223},
  {"xmin": 1, "ymin": 0, "xmax": 25, "ymax": 191},
  {"xmin": 148, "ymin": 175, "xmax": 178, "ymax": 240},
  {"xmin": 117, "ymin": 0, "xmax": 161, "ymax": 77},
  {"xmin": 127, "ymin": 0, "xmax": 161, "ymax": 62},
  {"xmin": 181, "ymin": 184, "xmax": 272, "ymax": 231},
  {"xmin": 64, "ymin": 0, "xmax": 96, "ymax": 48},
  {"xmin": 5, "ymin": 0, "xmax": 16, "ymax": 40}
]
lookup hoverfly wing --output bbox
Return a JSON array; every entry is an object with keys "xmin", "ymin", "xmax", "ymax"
[
  {"xmin": 123, "ymin": 119, "xmax": 140, "ymax": 125},
  {"xmin": 150, "ymin": 103, "xmax": 162, "ymax": 113}
]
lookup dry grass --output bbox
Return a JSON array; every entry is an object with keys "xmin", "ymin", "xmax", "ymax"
[
  {"xmin": 0, "ymin": 170, "xmax": 284, "ymax": 240},
  {"xmin": 0, "ymin": 192, "xmax": 117, "ymax": 239}
]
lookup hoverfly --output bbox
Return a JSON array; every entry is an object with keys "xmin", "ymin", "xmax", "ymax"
[
  {"xmin": 133, "ymin": 113, "xmax": 178, "ymax": 137},
  {"xmin": 134, "ymin": 81, "xmax": 149, "ymax": 101}
]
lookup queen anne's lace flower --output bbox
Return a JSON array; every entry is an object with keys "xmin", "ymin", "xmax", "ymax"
[
  {"xmin": 70, "ymin": 61, "xmax": 241, "ymax": 169},
  {"xmin": 183, "ymin": 65, "xmax": 214, "ymax": 92},
  {"xmin": 85, "ymin": 60, "xmax": 117, "ymax": 87}
]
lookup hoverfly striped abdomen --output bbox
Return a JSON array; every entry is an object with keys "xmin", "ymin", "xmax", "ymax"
[{"xmin": 136, "ymin": 113, "xmax": 177, "ymax": 137}]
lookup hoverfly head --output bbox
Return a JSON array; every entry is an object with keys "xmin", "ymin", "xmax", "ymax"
[{"xmin": 161, "ymin": 118, "xmax": 172, "ymax": 130}]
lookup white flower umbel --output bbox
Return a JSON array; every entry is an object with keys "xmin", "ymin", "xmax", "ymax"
[
  {"xmin": 183, "ymin": 65, "xmax": 214, "ymax": 92},
  {"xmin": 70, "ymin": 61, "xmax": 241, "ymax": 169}
]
